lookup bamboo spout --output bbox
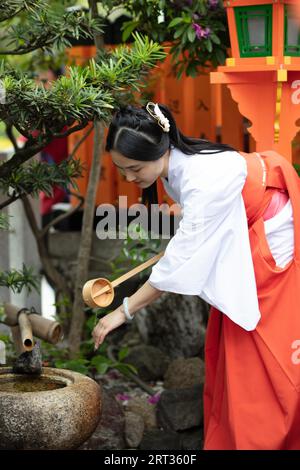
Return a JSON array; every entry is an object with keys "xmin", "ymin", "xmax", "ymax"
[
  {"xmin": 10, "ymin": 325, "xmax": 27, "ymax": 356},
  {"xmin": 3, "ymin": 303, "xmax": 63, "ymax": 344},
  {"xmin": 18, "ymin": 312, "xmax": 34, "ymax": 352}
]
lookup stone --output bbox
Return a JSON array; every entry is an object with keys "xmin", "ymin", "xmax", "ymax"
[
  {"xmin": 12, "ymin": 341, "xmax": 43, "ymax": 375},
  {"xmin": 139, "ymin": 429, "xmax": 181, "ymax": 450},
  {"xmin": 124, "ymin": 411, "xmax": 144, "ymax": 448},
  {"xmin": 179, "ymin": 427, "xmax": 204, "ymax": 450},
  {"xmin": 163, "ymin": 357, "xmax": 205, "ymax": 389},
  {"xmin": 125, "ymin": 396, "xmax": 157, "ymax": 430},
  {"xmin": 80, "ymin": 388, "xmax": 125, "ymax": 450},
  {"xmin": 123, "ymin": 345, "xmax": 171, "ymax": 381},
  {"xmin": 157, "ymin": 385, "xmax": 203, "ymax": 431},
  {"xmin": 135, "ymin": 293, "xmax": 209, "ymax": 359}
]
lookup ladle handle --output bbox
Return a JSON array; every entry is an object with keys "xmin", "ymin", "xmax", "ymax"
[
  {"xmin": 94, "ymin": 250, "xmax": 165, "ymax": 298},
  {"xmin": 111, "ymin": 250, "xmax": 165, "ymax": 288}
]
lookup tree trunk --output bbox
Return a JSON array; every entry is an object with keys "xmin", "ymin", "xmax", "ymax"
[
  {"xmin": 68, "ymin": 0, "xmax": 105, "ymax": 357},
  {"xmin": 68, "ymin": 121, "xmax": 105, "ymax": 356}
]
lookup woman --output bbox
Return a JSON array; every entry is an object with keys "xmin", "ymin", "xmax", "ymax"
[{"xmin": 92, "ymin": 102, "xmax": 300, "ymax": 450}]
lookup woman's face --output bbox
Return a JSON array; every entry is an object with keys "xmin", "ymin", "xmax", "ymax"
[{"xmin": 111, "ymin": 150, "xmax": 166, "ymax": 188}]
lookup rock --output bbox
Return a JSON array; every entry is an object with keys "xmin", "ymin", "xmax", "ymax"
[
  {"xmin": 123, "ymin": 345, "xmax": 171, "ymax": 381},
  {"xmin": 157, "ymin": 385, "xmax": 203, "ymax": 431},
  {"xmin": 80, "ymin": 388, "xmax": 125, "ymax": 450},
  {"xmin": 139, "ymin": 429, "xmax": 181, "ymax": 450},
  {"xmin": 179, "ymin": 427, "xmax": 203, "ymax": 450},
  {"xmin": 121, "ymin": 326, "xmax": 143, "ymax": 347},
  {"xmin": 125, "ymin": 396, "xmax": 157, "ymax": 430},
  {"xmin": 124, "ymin": 411, "xmax": 144, "ymax": 448},
  {"xmin": 12, "ymin": 341, "xmax": 42, "ymax": 375},
  {"xmin": 135, "ymin": 293, "xmax": 208, "ymax": 359},
  {"xmin": 163, "ymin": 357, "xmax": 205, "ymax": 389}
]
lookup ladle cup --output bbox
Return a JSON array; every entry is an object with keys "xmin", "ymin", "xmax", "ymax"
[{"xmin": 82, "ymin": 251, "xmax": 164, "ymax": 308}]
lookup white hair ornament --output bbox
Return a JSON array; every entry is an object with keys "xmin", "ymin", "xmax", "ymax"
[{"xmin": 146, "ymin": 102, "xmax": 170, "ymax": 132}]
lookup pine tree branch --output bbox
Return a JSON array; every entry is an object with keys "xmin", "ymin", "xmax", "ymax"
[
  {"xmin": 0, "ymin": 139, "xmax": 50, "ymax": 180},
  {"xmin": 0, "ymin": 3, "xmax": 103, "ymax": 55},
  {"xmin": 0, "ymin": 121, "xmax": 88, "ymax": 180},
  {"xmin": 69, "ymin": 123, "xmax": 94, "ymax": 159},
  {"xmin": 5, "ymin": 124, "xmax": 19, "ymax": 152},
  {"xmin": 51, "ymin": 121, "xmax": 89, "ymax": 139},
  {"xmin": 0, "ymin": 34, "xmax": 62, "ymax": 55},
  {"xmin": 0, "ymin": 0, "xmax": 43, "ymax": 22},
  {"xmin": 0, "ymin": 193, "xmax": 19, "ymax": 210},
  {"xmin": 36, "ymin": 124, "xmax": 94, "ymax": 236}
]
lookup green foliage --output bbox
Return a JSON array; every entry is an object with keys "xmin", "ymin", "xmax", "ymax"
[
  {"xmin": 0, "ymin": 263, "xmax": 39, "ymax": 293},
  {"xmin": 52, "ymin": 350, "xmax": 137, "ymax": 376},
  {"xmin": 0, "ymin": 0, "xmax": 44, "ymax": 22},
  {"xmin": 110, "ymin": 224, "xmax": 163, "ymax": 280},
  {"xmin": 0, "ymin": 213, "xmax": 10, "ymax": 230},
  {"xmin": 0, "ymin": 333, "xmax": 15, "ymax": 362},
  {"xmin": 41, "ymin": 334, "xmax": 138, "ymax": 377},
  {"xmin": 0, "ymin": 32, "xmax": 166, "ymax": 147},
  {"xmin": 102, "ymin": 0, "xmax": 229, "ymax": 78},
  {"xmin": 0, "ymin": 157, "xmax": 83, "ymax": 200},
  {"xmin": 0, "ymin": 0, "xmax": 103, "ymax": 55},
  {"xmin": 52, "ymin": 294, "xmax": 72, "ymax": 326},
  {"xmin": 55, "ymin": 358, "xmax": 91, "ymax": 374}
]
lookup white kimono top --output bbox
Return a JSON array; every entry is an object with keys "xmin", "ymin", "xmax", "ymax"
[{"xmin": 148, "ymin": 147, "xmax": 293, "ymax": 331}]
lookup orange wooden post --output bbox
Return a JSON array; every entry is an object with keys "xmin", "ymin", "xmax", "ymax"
[
  {"xmin": 68, "ymin": 122, "xmax": 92, "ymax": 207},
  {"xmin": 193, "ymin": 70, "xmax": 217, "ymax": 141}
]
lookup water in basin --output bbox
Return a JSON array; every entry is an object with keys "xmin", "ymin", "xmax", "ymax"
[{"xmin": 0, "ymin": 375, "xmax": 67, "ymax": 392}]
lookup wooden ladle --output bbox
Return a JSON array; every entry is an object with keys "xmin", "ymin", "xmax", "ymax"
[{"xmin": 82, "ymin": 251, "xmax": 165, "ymax": 308}]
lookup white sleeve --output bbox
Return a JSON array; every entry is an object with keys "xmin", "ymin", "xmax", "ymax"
[{"xmin": 148, "ymin": 151, "xmax": 261, "ymax": 331}]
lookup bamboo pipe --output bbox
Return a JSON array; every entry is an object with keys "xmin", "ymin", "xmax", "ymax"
[
  {"xmin": 18, "ymin": 312, "xmax": 34, "ymax": 352},
  {"xmin": 82, "ymin": 250, "xmax": 165, "ymax": 308},
  {"xmin": 3, "ymin": 304, "xmax": 63, "ymax": 344},
  {"xmin": 10, "ymin": 325, "xmax": 27, "ymax": 355}
]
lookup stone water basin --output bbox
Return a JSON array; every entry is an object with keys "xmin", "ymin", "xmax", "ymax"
[{"xmin": 0, "ymin": 367, "xmax": 102, "ymax": 449}]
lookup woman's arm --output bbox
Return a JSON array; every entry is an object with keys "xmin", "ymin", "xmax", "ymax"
[
  {"xmin": 92, "ymin": 280, "xmax": 164, "ymax": 350},
  {"xmin": 122, "ymin": 279, "xmax": 164, "ymax": 316}
]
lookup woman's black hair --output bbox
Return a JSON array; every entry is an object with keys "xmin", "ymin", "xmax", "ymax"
[{"xmin": 105, "ymin": 103, "xmax": 236, "ymax": 207}]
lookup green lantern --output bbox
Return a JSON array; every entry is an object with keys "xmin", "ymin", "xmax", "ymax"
[
  {"xmin": 235, "ymin": 4, "xmax": 273, "ymax": 58},
  {"xmin": 284, "ymin": 5, "xmax": 300, "ymax": 56}
]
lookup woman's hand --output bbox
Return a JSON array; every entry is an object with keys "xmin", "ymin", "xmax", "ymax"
[
  {"xmin": 92, "ymin": 281, "xmax": 163, "ymax": 351},
  {"xmin": 92, "ymin": 307, "xmax": 126, "ymax": 351}
]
